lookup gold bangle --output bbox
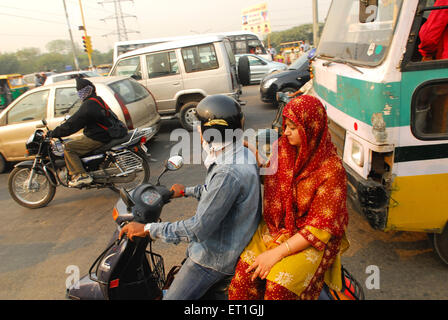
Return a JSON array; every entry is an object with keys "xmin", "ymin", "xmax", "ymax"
[{"xmin": 284, "ymin": 240, "xmax": 291, "ymax": 255}]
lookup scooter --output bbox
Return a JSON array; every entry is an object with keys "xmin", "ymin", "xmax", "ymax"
[{"xmin": 67, "ymin": 155, "xmax": 364, "ymax": 300}]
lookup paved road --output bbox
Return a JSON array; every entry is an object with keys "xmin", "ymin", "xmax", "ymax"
[{"xmin": 0, "ymin": 85, "xmax": 446, "ymax": 300}]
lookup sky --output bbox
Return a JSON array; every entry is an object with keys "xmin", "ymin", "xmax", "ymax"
[{"xmin": 0, "ymin": 0, "xmax": 332, "ymax": 54}]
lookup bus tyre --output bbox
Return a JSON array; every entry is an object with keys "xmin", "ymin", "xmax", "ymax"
[
  {"xmin": 238, "ymin": 56, "xmax": 251, "ymax": 86},
  {"xmin": 432, "ymin": 224, "xmax": 448, "ymax": 265},
  {"xmin": 179, "ymin": 100, "xmax": 200, "ymax": 131}
]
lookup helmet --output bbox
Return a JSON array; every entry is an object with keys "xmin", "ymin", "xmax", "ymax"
[{"xmin": 195, "ymin": 95, "xmax": 244, "ymax": 143}]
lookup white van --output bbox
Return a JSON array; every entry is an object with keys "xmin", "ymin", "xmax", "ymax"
[{"xmin": 109, "ymin": 35, "xmax": 248, "ymax": 130}]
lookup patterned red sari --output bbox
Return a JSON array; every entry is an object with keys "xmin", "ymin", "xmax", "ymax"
[{"xmin": 229, "ymin": 95, "xmax": 349, "ymax": 300}]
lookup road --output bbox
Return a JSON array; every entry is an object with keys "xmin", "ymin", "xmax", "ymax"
[{"xmin": 0, "ymin": 85, "xmax": 446, "ymax": 300}]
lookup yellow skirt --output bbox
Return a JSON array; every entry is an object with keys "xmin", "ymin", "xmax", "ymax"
[{"xmin": 239, "ymin": 221, "xmax": 349, "ymax": 297}]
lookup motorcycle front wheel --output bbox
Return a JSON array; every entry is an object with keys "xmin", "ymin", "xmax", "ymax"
[
  {"xmin": 109, "ymin": 151, "xmax": 151, "ymax": 192},
  {"xmin": 8, "ymin": 167, "xmax": 56, "ymax": 209}
]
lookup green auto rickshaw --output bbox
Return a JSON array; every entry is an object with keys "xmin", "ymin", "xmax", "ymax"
[{"xmin": 0, "ymin": 74, "xmax": 29, "ymax": 109}]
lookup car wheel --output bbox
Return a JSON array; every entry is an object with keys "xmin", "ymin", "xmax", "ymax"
[
  {"xmin": 0, "ymin": 153, "xmax": 6, "ymax": 173},
  {"xmin": 238, "ymin": 56, "xmax": 251, "ymax": 86},
  {"xmin": 281, "ymin": 87, "xmax": 297, "ymax": 95},
  {"xmin": 179, "ymin": 100, "xmax": 200, "ymax": 131}
]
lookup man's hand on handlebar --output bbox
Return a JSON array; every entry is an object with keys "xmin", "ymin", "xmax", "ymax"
[
  {"xmin": 119, "ymin": 222, "xmax": 148, "ymax": 241},
  {"xmin": 170, "ymin": 184, "xmax": 185, "ymax": 198}
]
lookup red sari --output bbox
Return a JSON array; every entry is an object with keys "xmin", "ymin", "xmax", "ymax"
[{"xmin": 229, "ymin": 95, "xmax": 349, "ymax": 300}]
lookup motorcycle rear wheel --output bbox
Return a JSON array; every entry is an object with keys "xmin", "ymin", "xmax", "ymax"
[
  {"xmin": 8, "ymin": 167, "xmax": 56, "ymax": 209},
  {"xmin": 108, "ymin": 151, "xmax": 151, "ymax": 192}
]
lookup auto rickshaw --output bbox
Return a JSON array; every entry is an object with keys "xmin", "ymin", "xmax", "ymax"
[{"xmin": 0, "ymin": 74, "xmax": 29, "ymax": 109}]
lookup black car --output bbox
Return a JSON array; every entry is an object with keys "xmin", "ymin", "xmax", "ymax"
[{"xmin": 259, "ymin": 53, "xmax": 311, "ymax": 104}]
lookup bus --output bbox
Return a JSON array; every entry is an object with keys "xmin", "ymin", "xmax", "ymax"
[
  {"xmin": 310, "ymin": 0, "xmax": 448, "ymax": 264},
  {"xmin": 113, "ymin": 31, "xmax": 270, "ymax": 62},
  {"xmin": 279, "ymin": 41, "xmax": 304, "ymax": 53}
]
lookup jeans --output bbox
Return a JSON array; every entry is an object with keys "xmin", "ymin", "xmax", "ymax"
[{"xmin": 163, "ymin": 258, "xmax": 231, "ymax": 300}]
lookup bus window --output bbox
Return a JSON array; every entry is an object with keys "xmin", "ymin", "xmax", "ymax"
[{"xmin": 413, "ymin": 81, "xmax": 448, "ymax": 139}]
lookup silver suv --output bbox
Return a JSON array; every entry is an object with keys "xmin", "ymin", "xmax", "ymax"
[{"xmin": 110, "ymin": 35, "xmax": 248, "ymax": 130}]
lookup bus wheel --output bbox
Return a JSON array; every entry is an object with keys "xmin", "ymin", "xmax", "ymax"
[{"xmin": 432, "ymin": 224, "xmax": 448, "ymax": 266}]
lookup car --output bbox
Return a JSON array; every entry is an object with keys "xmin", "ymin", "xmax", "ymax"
[
  {"xmin": 235, "ymin": 54, "xmax": 288, "ymax": 84},
  {"xmin": 109, "ymin": 35, "xmax": 248, "ymax": 131},
  {"xmin": 259, "ymin": 53, "xmax": 311, "ymax": 105},
  {"xmin": 44, "ymin": 70, "xmax": 101, "ymax": 86},
  {"xmin": 23, "ymin": 72, "xmax": 56, "ymax": 90},
  {"xmin": 0, "ymin": 76, "xmax": 161, "ymax": 173}
]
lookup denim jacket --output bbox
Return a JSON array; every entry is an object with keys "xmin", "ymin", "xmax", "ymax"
[{"xmin": 148, "ymin": 144, "xmax": 261, "ymax": 274}]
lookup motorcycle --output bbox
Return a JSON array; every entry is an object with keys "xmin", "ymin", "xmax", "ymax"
[
  {"xmin": 271, "ymin": 91, "xmax": 295, "ymax": 134},
  {"xmin": 8, "ymin": 119, "xmax": 153, "ymax": 209},
  {"xmin": 66, "ymin": 155, "xmax": 364, "ymax": 301}
]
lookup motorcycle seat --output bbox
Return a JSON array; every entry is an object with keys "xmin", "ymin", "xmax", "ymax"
[{"xmin": 85, "ymin": 131, "xmax": 135, "ymax": 156}]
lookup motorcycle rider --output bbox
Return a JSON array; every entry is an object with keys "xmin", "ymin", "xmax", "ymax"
[
  {"xmin": 49, "ymin": 77, "xmax": 127, "ymax": 187},
  {"xmin": 119, "ymin": 95, "xmax": 262, "ymax": 300}
]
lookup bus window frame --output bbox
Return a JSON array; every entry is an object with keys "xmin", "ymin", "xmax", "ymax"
[
  {"xmin": 411, "ymin": 78, "xmax": 448, "ymax": 141},
  {"xmin": 401, "ymin": 1, "xmax": 448, "ymax": 71}
]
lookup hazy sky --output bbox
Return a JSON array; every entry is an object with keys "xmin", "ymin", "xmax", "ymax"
[{"xmin": 0, "ymin": 0, "xmax": 332, "ymax": 53}]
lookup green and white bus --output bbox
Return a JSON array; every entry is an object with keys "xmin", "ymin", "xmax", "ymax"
[{"xmin": 311, "ymin": 0, "xmax": 448, "ymax": 264}]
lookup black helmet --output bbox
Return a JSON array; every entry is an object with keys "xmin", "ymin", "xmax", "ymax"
[{"xmin": 196, "ymin": 95, "xmax": 244, "ymax": 143}]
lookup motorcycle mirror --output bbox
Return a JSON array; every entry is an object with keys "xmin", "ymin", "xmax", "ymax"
[
  {"xmin": 166, "ymin": 155, "xmax": 184, "ymax": 171},
  {"xmin": 36, "ymin": 119, "xmax": 48, "ymax": 129},
  {"xmin": 120, "ymin": 188, "xmax": 135, "ymax": 211},
  {"xmin": 156, "ymin": 155, "xmax": 184, "ymax": 186}
]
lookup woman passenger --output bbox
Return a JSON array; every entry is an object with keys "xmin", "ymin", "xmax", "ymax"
[{"xmin": 229, "ymin": 95, "xmax": 349, "ymax": 300}]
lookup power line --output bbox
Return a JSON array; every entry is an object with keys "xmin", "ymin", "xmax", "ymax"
[
  {"xmin": 0, "ymin": 4, "xmax": 64, "ymax": 17},
  {"xmin": 98, "ymin": 0, "xmax": 140, "ymax": 42},
  {"xmin": 0, "ymin": 12, "xmax": 66, "ymax": 25}
]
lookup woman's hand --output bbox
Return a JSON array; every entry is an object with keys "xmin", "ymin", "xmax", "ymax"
[{"xmin": 246, "ymin": 247, "xmax": 284, "ymax": 281}]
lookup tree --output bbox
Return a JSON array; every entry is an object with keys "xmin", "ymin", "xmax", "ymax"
[
  {"xmin": 0, "ymin": 54, "xmax": 20, "ymax": 74},
  {"xmin": 15, "ymin": 48, "xmax": 41, "ymax": 74},
  {"xmin": 266, "ymin": 23, "xmax": 325, "ymax": 51},
  {"xmin": 46, "ymin": 40, "xmax": 73, "ymax": 55}
]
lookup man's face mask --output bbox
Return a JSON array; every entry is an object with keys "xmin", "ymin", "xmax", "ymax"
[{"xmin": 77, "ymin": 85, "xmax": 93, "ymax": 100}]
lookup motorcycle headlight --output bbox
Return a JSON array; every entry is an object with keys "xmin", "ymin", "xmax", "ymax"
[
  {"xmin": 351, "ymin": 140, "xmax": 364, "ymax": 167},
  {"xmin": 262, "ymin": 78, "xmax": 278, "ymax": 89}
]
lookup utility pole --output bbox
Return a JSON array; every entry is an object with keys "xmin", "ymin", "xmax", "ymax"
[
  {"xmin": 98, "ymin": 0, "xmax": 140, "ymax": 42},
  {"xmin": 78, "ymin": 0, "xmax": 93, "ymax": 68},
  {"xmin": 62, "ymin": 0, "xmax": 80, "ymax": 70},
  {"xmin": 312, "ymin": 0, "xmax": 319, "ymax": 47}
]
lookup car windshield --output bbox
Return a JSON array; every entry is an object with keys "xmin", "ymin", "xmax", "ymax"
[
  {"xmin": 317, "ymin": 0, "xmax": 403, "ymax": 66},
  {"xmin": 288, "ymin": 54, "xmax": 309, "ymax": 70}
]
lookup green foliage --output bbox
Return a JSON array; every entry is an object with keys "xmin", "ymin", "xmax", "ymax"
[
  {"xmin": 0, "ymin": 53, "xmax": 21, "ymax": 74},
  {"xmin": 0, "ymin": 40, "xmax": 113, "ymax": 74},
  {"xmin": 265, "ymin": 23, "xmax": 325, "ymax": 52}
]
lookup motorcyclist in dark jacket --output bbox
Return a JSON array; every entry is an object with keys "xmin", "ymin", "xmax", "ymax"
[{"xmin": 50, "ymin": 77, "xmax": 121, "ymax": 187}]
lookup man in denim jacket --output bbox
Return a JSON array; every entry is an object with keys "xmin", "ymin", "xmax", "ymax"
[{"xmin": 119, "ymin": 95, "xmax": 261, "ymax": 299}]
